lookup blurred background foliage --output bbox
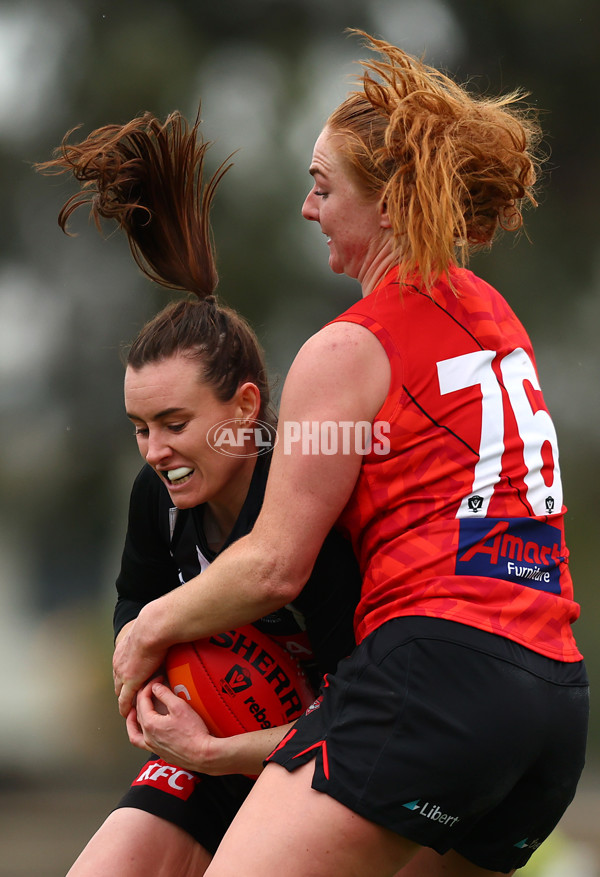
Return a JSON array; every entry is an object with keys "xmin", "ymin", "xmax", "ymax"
[{"xmin": 0, "ymin": 0, "xmax": 598, "ymax": 870}]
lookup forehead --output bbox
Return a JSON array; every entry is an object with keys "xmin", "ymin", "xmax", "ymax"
[
  {"xmin": 124, "ymin": 355, "xmax": 209, "ymax": 411},
  {"xmin": 126, "ymin": 354, "xmax": 198, "ymax": 386},
  {"xmin": 309, "ymin": 128, "xmax": 346, "ymax": 178}
]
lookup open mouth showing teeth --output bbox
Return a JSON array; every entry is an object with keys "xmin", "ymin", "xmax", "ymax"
[{"xmin": 166, "ymin": 467, "xmax": 193, "ymax": 485}]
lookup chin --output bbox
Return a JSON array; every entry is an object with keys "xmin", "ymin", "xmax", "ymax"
[{"xmin": 167, "ymin": 490, "xmax": 203, "ymax": 510}]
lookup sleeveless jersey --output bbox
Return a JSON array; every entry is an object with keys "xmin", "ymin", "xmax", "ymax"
[{"xmin": 330, "ymin": 266, "xmax": 582, "ymax": 661}]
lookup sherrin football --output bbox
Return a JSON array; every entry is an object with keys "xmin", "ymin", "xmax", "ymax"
[{"xmin": 165, "ymin": 624, "xmax": 315, "ymax": 737}]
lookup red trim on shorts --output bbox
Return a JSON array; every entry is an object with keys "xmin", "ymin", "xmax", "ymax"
[
  {"xmin": 292, "ymin": 740, "xmax": 330, "ymax": 780},
  {"xmin": 267, "ymin": 727, "xmax": 298, "ymax": 761}
]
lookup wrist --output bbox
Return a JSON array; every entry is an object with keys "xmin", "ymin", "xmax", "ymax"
[
  {"xmin": 198, "ymin": 725, "xmax": 292, "ymax": 777},
  {"xmin": 198, "ymin": 734, "xmax": 234, "ymax": 776},
  {"xmin": 137, "ymin": 599, "xmax": 173, "ymax": 654}
]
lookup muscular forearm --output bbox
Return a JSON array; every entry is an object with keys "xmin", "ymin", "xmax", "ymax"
[
  {"xmin": 114, "ymin": 527, "xmax": 314, "ymax": 717},
  {"xmin": 135, "ymin": 530, "xmax": 308, "ymax": 653}
]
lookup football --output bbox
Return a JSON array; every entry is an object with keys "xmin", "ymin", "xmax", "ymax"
[{"xmin": 165, "ymin": 624, "xmax": 315, "ymax": 737}]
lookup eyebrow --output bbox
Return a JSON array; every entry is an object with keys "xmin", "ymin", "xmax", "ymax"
[
  {"xmin": 308, "ymin": 164, "xmax": 327, "ymax": 179},
  {"xmin": 126, "ymin": 406, "xmax": 187, "ymax": 422}
]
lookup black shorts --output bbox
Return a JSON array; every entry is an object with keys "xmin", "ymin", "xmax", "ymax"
[
  {"xmin": 267, "ymin": 617, "xmax": 589, "ymax": 873},
  {"xmin": 115, "ymin": 758, "xmax": 254, "ymax": 854}
]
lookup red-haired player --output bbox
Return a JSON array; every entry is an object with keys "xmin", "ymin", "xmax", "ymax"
[{"xmin": 114, "ymin": 31, "xmax": 588, "ymax": 877}]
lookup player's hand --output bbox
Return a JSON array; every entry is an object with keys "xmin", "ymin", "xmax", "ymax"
[
  {"xmin": 113, "ymin": 612, "xmax": 168, "ymax": 717},
  {"xmin": 131, "ymin": 678, "xmax": 214, "ymax": 773}
]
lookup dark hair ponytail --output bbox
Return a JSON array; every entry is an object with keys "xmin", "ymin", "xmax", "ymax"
[
  {"xmin": 37, "ymin": 110, "xmax": 275, "ymax": 427},
  {"xmin": 127, "ymin": 297, "xmax": 274, "ymax": 428}
]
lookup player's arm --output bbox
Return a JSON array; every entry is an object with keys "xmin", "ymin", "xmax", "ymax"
[
  {"xmin": 129, "ymin": 678, "xmax": 293, "ymax": 777},
  {"xmin": 115, "ymin": 619, "xmax": 135, "ymax": 648},
  {"xmin": 114, "ymin": 321, "xmax": 390, "ymax": 716}
]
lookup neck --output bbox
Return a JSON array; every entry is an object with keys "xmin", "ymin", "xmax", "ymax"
[
  {"xmin": 205, "ymin": 456, "xmax": 257, "ymax": 550},
  {"xmin": 357, "ymin": 242, "xmax": 397, "ymax": 298}
]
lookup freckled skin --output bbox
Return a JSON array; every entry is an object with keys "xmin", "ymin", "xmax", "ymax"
[{"xmin": 301, "ymin": 128, "xmax": 393, "ymax": 295}]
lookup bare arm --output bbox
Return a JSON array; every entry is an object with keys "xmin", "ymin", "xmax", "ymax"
[
  {"xmin": 129, "ymin": 679, "xmax": 295, "ymax": 777},
  {"xmin": 114, "ymin": 321, "xmax": 390, "ymax": 716},
  {"xmin": 114, "ymin": 619, "xmax": 135, "ymax": 648}
]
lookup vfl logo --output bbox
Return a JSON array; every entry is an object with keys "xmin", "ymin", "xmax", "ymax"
[
  {"xmin": 545, "ymin": 496, "xmax": 555, "ymax": 513},
  {"xmin": 222, "ymin": 664, "xmax": 252, "ymax": 695},
  {"xmin": 467, "ymin": 495, "xmax": 484, "ymax": 513}
]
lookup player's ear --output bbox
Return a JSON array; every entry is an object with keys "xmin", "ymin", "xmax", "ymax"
[
  {"xmin": 235, "ymin": 382, "xmax": 261, "ymax": 421},
  {"xmin": 379, "ymin": 197, "xmax": 391, "ymax": 229}
]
